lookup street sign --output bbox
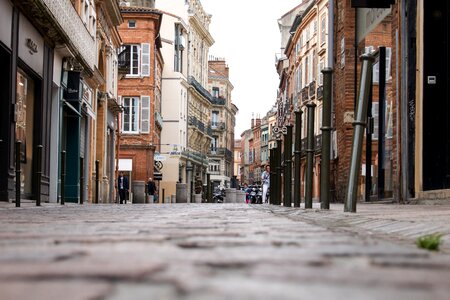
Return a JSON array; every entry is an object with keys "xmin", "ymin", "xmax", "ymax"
[
  {"xmin": 154, "ymin": 154, "xmax": 166, "ymax": 161},
  {"xmin": 154, "ymin": 172, "xmax": 163, "ymax": 181}
]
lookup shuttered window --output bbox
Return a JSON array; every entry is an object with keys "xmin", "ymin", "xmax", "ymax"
[
  {"xmin": 141, "ymin": 43, "xmax": 150, "ymax": 77},
  {"xmin": 122, "ymin": 97, "xmax": 139, "ymax": 133},
  {"xmin": 141, "ymin": 95, "xmax": 150, "ymax": 133}
]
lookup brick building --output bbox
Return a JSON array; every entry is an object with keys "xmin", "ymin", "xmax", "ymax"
[{"xmin": 117, "ymin": 4, "xmax": 163, "ymax": 203}]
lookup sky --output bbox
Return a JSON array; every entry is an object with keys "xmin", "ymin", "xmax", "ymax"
[{"xmin": 201, "ymin": 0, "xmax": 302, "ymax": 137}]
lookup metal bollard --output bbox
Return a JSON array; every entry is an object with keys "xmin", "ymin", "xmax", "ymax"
[
  {"xmin": 206, "ymin": 173, "xmax": 211, "ymax": 203},
  {"xmin": 305, "ymin": 102, "xmax": 316, "ymax": 209},
  {"xmin": 95, "ymin": 160, "xmax": 99, "ymax": 204},
  {"xmin": 345, "ymin": 54, "xmax": 374, "ymax": 213},
  {"xmin": 61, "ymin": 151, "xmax": 66, "ymax": 205},
  {"xmin": 283, "ymin": 125, "xmax": 293, "ymax": 207},
  {"xmin": 269, "ymin": 148, "xmax": 275, "ymax": 205},
  {"xmin": 36, "ymin": 145, "xmax": 43, "ymax": 206},
  {"xmin": 320, "ymin": 68, "xmax": 333, "ymax": 210},
  {"xmin": 275, "ymin": 139, "xmax": 283, "ymax": 205},
  {"xmin": 294, "ymin": 110, "xmax": 303, "ymax": 207},
  {"xmin": 80, "ymin": 157, "xmax": 84, "ymax": 205},
  {"xmin": 15, "ymin": 141, "xmax": 21, "ymax": 207}
]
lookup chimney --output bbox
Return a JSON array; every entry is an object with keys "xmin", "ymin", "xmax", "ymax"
[{"xmin": 127, "ymin": 0, "xmax": 155, "ymax": 8}]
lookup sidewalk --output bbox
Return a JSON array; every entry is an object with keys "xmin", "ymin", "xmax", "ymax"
[
  {"xmin": 260, "ymin": 202, "xmax": 450, "ymax": 253},
  {"xmin": 0, "ymin": 202, "xmax": 449, "ymax": 300}
]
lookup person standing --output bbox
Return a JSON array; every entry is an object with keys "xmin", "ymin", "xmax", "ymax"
[
  {"xmin": 147, "ymin": 177, "xmax": 156, "ymax": 203},
  {"xmin": 261, "ymin": 165, "xmax": 270, "ymax": 204},
  {"xmin": 117, "ymin": 171, "xmax": 129, "ymax": 204}
]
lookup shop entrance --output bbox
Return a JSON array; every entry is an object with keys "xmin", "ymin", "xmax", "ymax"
[
  {"xmin": 423, "ymin": 1, "xmax": 450, "ymax": 190},
  {"xmin": 16, "ymin": 68, "xmax": 35, "ymax": 197}
]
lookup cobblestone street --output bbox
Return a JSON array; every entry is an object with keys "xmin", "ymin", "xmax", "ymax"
[{"xmin": 1, "ymin": 203, "xmax": 450, "ymax": 300}]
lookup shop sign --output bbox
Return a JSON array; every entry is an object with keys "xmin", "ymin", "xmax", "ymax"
[{"xmin": 25, "ymin": 38, "xmax": 38, "ymax": 55}]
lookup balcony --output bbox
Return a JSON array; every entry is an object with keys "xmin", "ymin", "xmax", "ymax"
[
  {"xmin": 25, "ymin": 0, "xmax": 96, "ymax": 72},
  {"xmin": 188, "ymin": 76, "xmax": 213, "ymax": 103},
  {"xmin": 155, "ymin": 111, "xmax": 163, "ymax": 129},
  {"xmin": 211, "ymin": 97, "xmax": 226, "ymax": 106},
  {"xmin": 317, "ymin": 85, "xmax": 324, "ymax": 100},
  {"xmin": 211, "ymin": 122, "xmax": 226, "ymax": 131},
  {"xmin": 315, "ymin": 134, "xmax": 322, "ymax": 152},
  {"xmin": 301, "ymin": 87, "xmax": 309, "ymax": 102},
  {"xmin": 118, "ymin": 46, "xmax": 130, "ymax": 74},
  {"xmin": 309, "ymin": 81, "xmax": 316, "ymax": 99}
]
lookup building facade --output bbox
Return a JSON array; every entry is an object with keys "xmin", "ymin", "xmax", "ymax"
[
  {"xmin": 0, "ymin": 0, "xmax": 122, "ymax": 204},
  {"xmin": 207, "ymin": 58, "xmax": 237, "ymax": 188},
  {"xmin": 117, "ymin": 3, "xmax": 163, "ymax": 203}
]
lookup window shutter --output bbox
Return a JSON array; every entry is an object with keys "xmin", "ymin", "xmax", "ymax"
[
  {"xmin": 141, "ymin": 96, "xmax": 150, "ymax": 133},
  {"xmin": 141, "ymin": 43, "xmax": 150, "ymax": 77}
]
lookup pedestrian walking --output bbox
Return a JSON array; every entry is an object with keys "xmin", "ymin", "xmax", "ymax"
[
  {"xmin": 117, "ymin": 171, "xmax": 129, "ymax": 204},
  {"xmin": 261, "ymin": 165, "xmax": 270, "ymax": 203},
  {"xmin": 147, "ymin": 177, "xmax": 156, "ymax": 203}
]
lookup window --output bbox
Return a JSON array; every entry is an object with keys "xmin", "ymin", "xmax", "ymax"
[
  {"xmin": 318, "ymin": 60, "xmax": 324, "ymax": 85},
  {"xmin": 212, "ymin": 87, "xmax": 219, "ymax": 98},
  {"xmin": 174, "ymin": 24, "xmax": 184, "ymax": 72},
  {"xmin": 128, "ymin": 20, "xmax": 136, "ymax": 28},
  {"xmin": 320, "ymin": 14, "xmax": 326, "ymax": 45},
  {"xmin": 212, "ymin": 111, "xmax": 219, "ymax": 126},
  {"xmin": 372, "ymin": 102, "xmax": 379, "ymax": 140},
  {"xmin": 126, "ymin": 45, "xmax": 140, "ymax": 76},
  {"xmin": 305, "ymin": 56, "xmax": 309, "ymax": 85},
  {"xmin": 122, "ymin": 97, "xmax": 139, "ymax": 133},
  {"xmin": 367, "ymin": 46, "xmax": 391, "ymax": 84}
]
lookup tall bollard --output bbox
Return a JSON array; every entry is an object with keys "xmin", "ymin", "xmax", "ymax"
[
  {"xmin": 345, "ymin": 54, "xmax": 374, "ymax": 212},
  {"xmin": 283, "ymin": 125, "xmax": 293, "ymax": 207},
  {"xmin": 276, "ymin": 138, "xmax": 283, "ymax": 205},
  {"xmin": 95, "ymin": 160, "xmax": 99, "ymax": 204},
  {"xmin": 80, "ymin": 157, "xmax": 84, "ymax": 205},
  {"xmin": 320, "ymin": 68, "xmax": 333, "ymax": 209},
  {"xmin": 269, "ymin": 148, "xmax": 275, "ymax": 205},
  {"xmin": 305, "ymin": 102, "xmax": 316, "ymax": 209},
  {"xmin": 15, "ymin": 141, "xmax": 21, "ymax": 207},
  {"xmin": 294, "ymin": 110, "xmax": 303, "ymax": 207},
  {"xmin": 206, "ymin": 173, "xmax": 211, "ymax": 203},
  {"xmin": 61, "ymin": 151, "xmax": 66, "ymax": 205},
  {"xmin": 36, "ymin": 145, "xmax": 43, "ymax": 206}
]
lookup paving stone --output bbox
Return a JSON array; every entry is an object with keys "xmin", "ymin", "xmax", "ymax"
[{"xmin": 0, "ymin": 202, "xmax": 450, "ymax": 299}]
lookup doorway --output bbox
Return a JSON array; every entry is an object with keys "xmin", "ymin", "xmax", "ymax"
[
  {"xmin": 16, "ymin": 68, "xmax": 35, "ymax": 197},
  {"xmin": 423, "ymin": 1, "xmax": 450, "ymax": 190}
]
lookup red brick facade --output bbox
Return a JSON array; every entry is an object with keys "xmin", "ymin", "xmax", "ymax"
[{"xmin": 118, "ymin": 9, "xmax": 163, "ymax": 184}]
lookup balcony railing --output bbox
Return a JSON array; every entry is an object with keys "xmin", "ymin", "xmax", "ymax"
[
  {"xmin": 211, "ymin": 97, "xmax": 226, "ymax": 105},
  {"xmin": 301, "ymin": 87, "xmax": 309, "ymax": 102},
  {"xmin": 315, "ymin": 134, "xmax": 322, "ymax": 152},
  {"xmin": 155, "ymin": 111, "xmax": 163, "ymax": 129},
  {"xmin": 211, "ymin": 122, "xmax": 226, "ymax": 131},
  {"xmin": 317, "ymin": 85, "xmax": 324, "ymax": 100},
  {"xmin": 42, "ymin": 0, "xmax": 96, "ymax": 70},
  {"xmin": 309, "ymin": 81, "xmax": 316, "ymax": 99},
  {"xmin": 118, "ymin": 46, "xmax": 130, "ymax": 74},
  {"xmin": 188, "ymin": 76, "xmax": 213, "ymax": 103}
]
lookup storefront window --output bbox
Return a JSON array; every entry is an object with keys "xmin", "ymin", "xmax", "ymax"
[{"xmin": 16, "ymin": 69, "xmax": 35, "ymax": 195}]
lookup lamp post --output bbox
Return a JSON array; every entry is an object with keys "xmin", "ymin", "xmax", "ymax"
[
  {"xmin": 294, "ymin": 108, "xmax": 303, "ymax": 207},
  {"xmin": 305, "ymin": 102, "xmax": 316, "ymax": 209},
  {"xmin": 320, "ymin": 68, "xmax": 333, "ymax": 209},
  {"xmin": 283, "ymin": 124, "xmax": 293, "ymax": 207}
]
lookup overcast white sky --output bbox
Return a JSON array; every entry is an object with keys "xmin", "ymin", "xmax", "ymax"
[{"xmin": 201, "ymin": 0, "xmax": 301, "ymax": 137}]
